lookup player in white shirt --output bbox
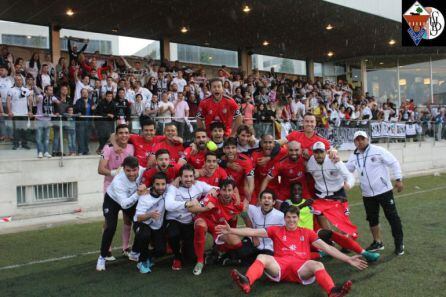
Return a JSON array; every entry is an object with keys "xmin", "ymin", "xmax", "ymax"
[
  {"xmin": 165, "ymin": 164, "xmax": 217, "ymax": 270},
  {"xmin": 129, "ymin": 172, "xmax": 176, "ymax": 273},
  {"xmin": 96, "ymin": 156, "xmax": 145, "ymax": 271}
]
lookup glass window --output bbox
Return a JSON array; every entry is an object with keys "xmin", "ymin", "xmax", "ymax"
[
  {"xmin": 366, "ymin": 57, "xmax": 398, "ymax": 104},
  {"xmin": 170, "ymin": 43, "xmax": 238, "ymax": 67},
  {"xmin": 0, "ymin": 20, "xmax": 49, "ymax": 49},
  {"xmin": 398, "ymin": 56, "xmax": 431, "ymax": 106},
  {"xmin": 314, "ymin": 62, "xmax": 323, "ymax": 77},
  {"xmin": 430, "ymin": 54, "xmax": 446, "ymax": 105},
  {"xmin": 252, "ymin": 54, "xmax": 306, "ymax": 75},
  {"xmin": 60, "ymin": 29, "xmax": 160, "ymax": 58}
]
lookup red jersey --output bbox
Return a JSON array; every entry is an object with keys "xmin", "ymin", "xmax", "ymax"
[
  {"xmin": 266, "ymin": 226, "xmax": 319, "ymax": 259},
  {"xmin": 198, "ymin": 166, "xmax": 228, "ymax": 187},
  {"xmin": 251, "ymin": 147, "xmax": 288, "ymax": 200},
  {"xmin": 182, "ymin": 147, "xmax": 206, "ymax": 169},
  {"xmin": 152, "ymin": 140, "xmax": 185, "ymax": 163},
  {"xmin": 197, "ymin": 95, "xmax": 240, "ymax": 137},
  {"xmin": 197, "ymin": 193, "xmax": 243, "ymax": 224},
  {"xmin": 286, "ymin": 131, "xmax": 330, "ymax": 158},
  {"xmin": 269, "ymin": 157, "xmax": 311, "ymax": 200},
  {"xmin": 129, "ymin": 134, "xmax": 165, "ymax": 167},
  {"xmin": 224, "ymin": 154, "xmax": 254, "ymax": 190},
  {"xmin": 142, "ymin": 163, "xmax": 181, "ymax": 186}
]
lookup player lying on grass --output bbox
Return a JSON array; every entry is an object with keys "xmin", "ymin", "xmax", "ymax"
[{"xmin": 216, "ymin": 206, "xmax": 368, "ymax": 297}]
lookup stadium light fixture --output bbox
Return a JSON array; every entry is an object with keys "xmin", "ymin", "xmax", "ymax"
[
  {"xmin": 242, "ymin": 5, "xmax": 251, "ymax": 13},
  {"xmin": 180, "ymin": 26, "xmax": 188, "ymax": 33},
  {"xmin": 326, "ymin": 24, "xmax": 334, "ymax": 30},
  {"xmin": 66, "ymin": 9, "xmax": 74, "ymax": 16},
  {"xmin": 327, "ymin": 51, "xmax": 334, "ymax": 57},
  {"xmin": 389, "ymin": 39, "xmax": 396, "ymax": 45},
  {"xmin": 262, "ymin": 40, "xmax": 269, "ymax": 46}
]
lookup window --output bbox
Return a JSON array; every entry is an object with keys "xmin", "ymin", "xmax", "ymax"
[
  {"xmin": 314, "ymin": 62, "xmax": 323, "ymax": 77},
  {"xmin": 252, "ymin": 54, "xmax": 306, "ymax": 75},
  {"xmin": 170, "ymin": 43, "xmax": 238, "ymax": 67},
  {"xmin": 17, "ymin": 182, "xmax": 78, "ymax": 206},
  {"xmin": 60, "ymin": 29, "xmax": 160, "ymax": 58},
  {"xmin": 0, "ymin": 20, "xmax": 49, "ymax": 49}
]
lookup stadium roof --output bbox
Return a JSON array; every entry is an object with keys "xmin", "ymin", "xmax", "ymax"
[{"xmin": 1, "ymin": 0, "xmax": 444, "ymax": 62}]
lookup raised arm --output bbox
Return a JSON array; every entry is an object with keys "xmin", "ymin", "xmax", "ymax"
[{"xmin": 216, "ymin": 221, "xmax": 268, "ymax": 238}]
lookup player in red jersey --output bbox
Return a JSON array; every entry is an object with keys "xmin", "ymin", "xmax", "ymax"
[
  {"xmin": 221, "ymin": 137, "xmax": 254, "ymax": 202},
  {"xmin": 142, "ymin": 149, "xmax": 181, "ymax": 186},
  {"xmin": 197, "ymin": 78, "xmax": 242, "ymax": 137},
  {"xmin": 259, "ymin": 141, "xmax": 311, "ymax": 205},
  {"xmin": 151, "ymin": 123, "xmax": 184, "ymax": 163},
  {"xmin": 186, "ymin": 179, "xmax": 244, "ymax": 275},
  {"xmin": 179, "ymin": 128, "xmax": 208, "ymax": 169},
  {"xmin": 197, "ymin": 152, "xmax": 228, "ymax": 187},
  {"xmin": 217, "ymin": 206, "xmax": 368, "ymax": 297},
  {"xmin": 278, "ymin": 112, "xmax": 331, "ymax": 160},
  {"xmin": 109, "ymin": 117, "xmax": 168, "ymax": 168},
  {"xmin": 251, "ymin": 134, "xmax": 288, "ymax": 205}
]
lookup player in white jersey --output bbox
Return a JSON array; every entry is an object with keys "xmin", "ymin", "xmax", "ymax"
[
  {"xmin": 96, "ymin": 156, "xmax": 144, "ymax": 271},
  {"xmin": 165, "ymin": 164, "xmax": 217, "ymax": 271}
]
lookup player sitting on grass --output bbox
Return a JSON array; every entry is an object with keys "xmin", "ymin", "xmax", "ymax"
[
  {"xmin": 216, "ymin": 206, "xmax": 368, "ymax": 297},
  {"xmin": 281, "ymin": 183, "xmax": 380, "ymax": 262}
]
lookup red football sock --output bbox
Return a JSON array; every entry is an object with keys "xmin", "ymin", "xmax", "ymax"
[
  {"xmin": 246, "ymin": 260, "xmax": 265, "ymax": 285},
  {"xmin": 315, "ymin": 269, "xmax": 335, "ymax": 293},
  {"xmin": 331, "ymin": 231, "xmax": 363, "ymax": 254},
  {"xmin": 194, "ymin": 225, "xmax": 206, "ymax": 263}
]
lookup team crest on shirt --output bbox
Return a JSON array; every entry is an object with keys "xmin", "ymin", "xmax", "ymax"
[
  {"xmin": 300, "ymin": 236, "xmax": 305, "ymax": 241},
  {"xmin": 209, "ymin": 110, "xmax": 213, "ymax": 115},
  {"xmin": 222, "ymin": 108, "xmax": 227, "ymax": 114},
  {"xmin": 282, "ymin": 235, "xmax": 287, "ymax": 241}
]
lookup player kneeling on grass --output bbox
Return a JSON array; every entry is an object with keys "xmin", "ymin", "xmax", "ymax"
[
  {"xmin": 216, "ymin": 206, "xmax": 368, "ymax": 297},
  {"xmin": 96, "ymin": 156, "xmax": 145, "ymax": 271},
  {"xmin": 130, "ymin": 172, "xmax": 176, "ymax": 273},
  {"xmin": 186, "ymin": 178, "xmax": 244, "ymax": 276},
  {"xmin": 281, "ymin": 183, "xmax": 380, "ymax": 262}
]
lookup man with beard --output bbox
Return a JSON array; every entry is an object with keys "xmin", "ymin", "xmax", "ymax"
[
  {"xmin": 251, "ymin": 134, "xmax": 288, "ymax": 205},
  {"xmin": 179, "ymin": 128, "xmax": 208, "ymax": 169},
  {"xmin": 188, "ymin": 178, "xmax": 244, "ymax": 275},
  {"xmin": 260, "ymin": 141, "xmax": 311, "ymax": 205},
  {"xmin": 165, "ymin": 164, "xmax": 217, "ymax": 271},
  {"xmin": 142, "ymin": 149, "xmax": 182, "ymax": 186},
  {"xmin": 197, "ymin": 152, "xmax": 228, "ymax": 187},
  {"xmin": 130, "ymin": 172, "xmax": 175, "ymax": 273},
  {"xmin": 197, "ymin": 78, "xmax": 242, "ymax": 137},
  {"xmin": 222, "ymin": 137, "xmax": 254, "ymax": 203}
]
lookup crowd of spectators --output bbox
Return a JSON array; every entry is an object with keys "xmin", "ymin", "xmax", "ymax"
[{"xmin": 0, "ymin": 41, "xmax": 445, "ymax": 158}]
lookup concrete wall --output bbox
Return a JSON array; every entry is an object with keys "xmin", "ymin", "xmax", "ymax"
[{"xmin": 1, "ymin": 141, "xmax": 445, "ymax": 220}]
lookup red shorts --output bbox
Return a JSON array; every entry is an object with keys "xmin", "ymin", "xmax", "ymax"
[
  {"xmin": 265, "ymin": 256, "xmax": 315, "ymax": 285},
  {"xmin": 311, "ymin": 199, "xmax": 358, "ymax": 239},
  {"xmin": 195, "ymin": 216, "xmax": 237, "ymax": 244}
]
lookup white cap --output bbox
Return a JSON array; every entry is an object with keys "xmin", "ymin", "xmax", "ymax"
[
  {"xmin": 353, "ymin": 131, "xmax": 369, "ymax": 140},
  {"xmin": 312, "ymin": 141, "xmax": 326, "ymax": 151}
]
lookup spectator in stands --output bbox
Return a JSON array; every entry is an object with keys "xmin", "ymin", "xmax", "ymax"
[
  {"xmin": 114, "ymin": 88, "xmax": 131, "ymax": 125},
  {"xmin": 25, "ymin": 52, "xmax": 41, "ymax": 79},
  {"xmin": 173, "ymin": 92, "xmax": 190, "ymax": 138},
  {"xmin": 157, "ymin": 92, "xmax": 175, "ymax": 134},
  {"xmin": 36, "ymin": 64, "xmax": 54, "ymax": 91},
  {"xmin": 68, "ymin": 38, "xmax": 88, "ymax": 65},
  {"xmin": 74, "ymin": 88, "xmax": 95, "ymax": 155},
  {"xmin": 0, "ymin": 64, "xmax": 14, "ymax": 141},
  {"xmin": 35, "ymin": 85, "xmax": 59, "ymax": 158},
  {"xmin": 131, "ymin": 94, "xmax": 146, "ymax": 117},
  {"xmin": 96, "ymin": 91, "xmax": 116, "ymax": 153}
]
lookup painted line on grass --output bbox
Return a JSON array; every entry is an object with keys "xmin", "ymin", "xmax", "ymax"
[{"xmin": 1, "ymin": 185, "xmax": 446, "ymax": 271}]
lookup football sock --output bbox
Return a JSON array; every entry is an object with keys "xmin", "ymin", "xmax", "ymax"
[
  {"xmin": 315, "ymin": 269, "xmax": 335, "ymax": 293},
  {"xmin": 246, "ymin": 260, "xmax": 265, "ymax": 285}
]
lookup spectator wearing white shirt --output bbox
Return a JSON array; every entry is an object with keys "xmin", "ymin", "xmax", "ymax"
[
  {"xmin": 25, "ymin": 52, "xmax": 41, "ymax": 79},
  {"xmin": 291, "ymin": 95, "xmax": 306, "ymax": 125},
  {"xmin": 173, "ymin": 92, "xmax": 190, "ymax": 138},
  {"xmin": 7, "ymin": 74, "xmax": 31, "ymax": 150},
  {"xmin": 0, "ymin": 64, "xmax": 14, "ymax": 141},
  {"xmin": 134, "ymin": 80, "xmax": 152, "ymax": 102},
  {"xmin": 101, "ymin": 76, "xmax": 117, "ymax": 99},
  {"xmin": 157, "ymin": 92, "xmax": 175, "ymax": 134},
  {"xmin": 172, "ymin": 70, "xmax": 187, "ymax": 93},
  {"xmin": 73, "ymin": 68, "xmax": 93, "ymax": 104}
]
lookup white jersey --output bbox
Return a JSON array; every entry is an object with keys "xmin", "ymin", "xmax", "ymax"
[
  {"xmin": 306, "ymin": 156, "xmax": 355, "ymax": 198},
  {"xmin": 134, "ymin": 185, "xmax": 176, "ymax": 229},
  {"xmin": 8, "ymin": 87, "xmax": 30, "ymax": 116},
  {"xmin": 106, "ymin": 166, "xmax": 145, "ymax": 209},
  {"xmin": 346, "ymin": 144, "xmax": 402, "ymax": 197},
  {"xmin": 247, "ymin": 205, "xmax": 284, "ymax": 252},
  {"xmin": 165, "ymin": 181, "xmax": 216, "ymax": 224},
  {"xmin": 0, "ymin": 75, "xmax": 14, "ymax": 103}
]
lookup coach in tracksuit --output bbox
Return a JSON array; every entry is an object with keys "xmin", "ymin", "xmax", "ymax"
[{"xmin": 346, "ymin": 131, "xmax": 404, "ymax": 256}]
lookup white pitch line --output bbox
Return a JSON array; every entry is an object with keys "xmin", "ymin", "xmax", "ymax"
[{"xmin": 1, "ymin": 185, "xmax": 446, "ymax": 271}]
